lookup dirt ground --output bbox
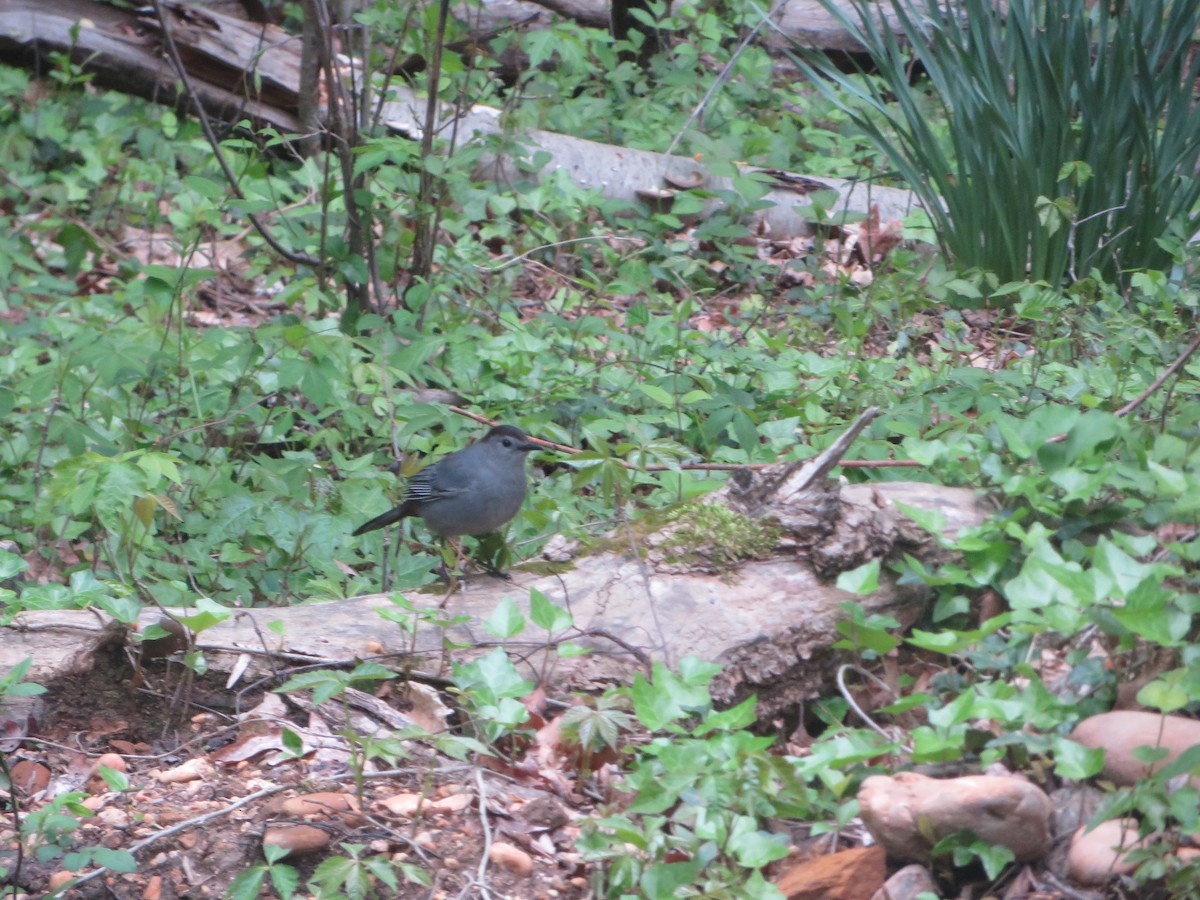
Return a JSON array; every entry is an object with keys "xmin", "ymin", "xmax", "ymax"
[{"xmin": 3, "ymin": 643, "xmax": 595, "ymax": 898}]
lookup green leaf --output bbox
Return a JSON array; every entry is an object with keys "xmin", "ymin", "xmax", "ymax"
[
  {"xmin": 1112, "ymin": 579, "xmax": 1186, "ymax": 646},
  {"xmin": 225, "ymin": 868, "xmax": 268, "ymax": 900},
  {"xmin": 894, "ymin": 502, "xmax": 949, "ymax": 540},
  {"xmin": 91, "ymin": 848, "xmax": 137, "ymax": 873},
  {"xmin": 0, "ymin": 550, "xmax": 28, "ymax": 580},
  {"xmin": 135, "ymin": 451, "xmax": 183, "ymax": 486},
  {"xmin": 279, "ymin": 669, "xmax": 350, "ymax": 705},
  {"xmin": 528, "ymin": 588, "xmax": 573, "ymax": 632},
  {"xmin": 676, "ymin": 656, "xmax": 721, "ymax": 687},
  {"xmin": 696, "ymin": 696, "xmax": 758, "ymax": 734},
  {"xmin": 453, "ymin": 648, "xmax": 533, "ymax": 702},
  {"xmin": 172, "ymin": 597, "xmax": 232, "ymax": 633},
  {"xmin": 1138, "ymin": 680, "xmax": 1189, "ymax": 714},
  {"xmin": 95, "ymin": 593, "xmax": 141, "ymax": 624},
  {"xmin": 281, "ymin": 728, "xmax": 304, "ymax": 759},
  {"xmin": 94, "ymin": 765, "xmax": 130, "ymax": 792},
  {"xmin": 726, "ymin": 817, "xmax": 789, "ymax": 868},
  {"xmin": 640, "ymin": 859, "xmax": 703, "ymax": 899},
  {"xmin": 836, "ymin": 560, "xmax": 880, "ymax": 595},
  {"xmin": 1003, "ymin": 543, "xmax": 1091, "ymax": 632},
  {"xmin": 834, "ymin": 603, "xmax": 901, "ymax": 656},
  {"xmin": 1132, "ymin": 744, "xmax": 1171, "ymax": 767},
  {"xmin": 484, "ymin": 596, "xmax": 526, "ymax": 639},
  {"xmin": 1051, "ymin": 736, "xmax": 1106, "ymax": 780},
  {"xmin": 636, "ymin": 383, "xmax": 674, "ymax": 406}
]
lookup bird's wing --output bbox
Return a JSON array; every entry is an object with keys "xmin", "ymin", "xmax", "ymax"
[{"xmin": 403, "ymin": 462, "xmax": 469, "ymax": 503}]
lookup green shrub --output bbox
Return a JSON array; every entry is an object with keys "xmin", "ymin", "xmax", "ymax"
[{"xmin": 793, "ymin": 0, "xmax": 1200, "ymax": 286}]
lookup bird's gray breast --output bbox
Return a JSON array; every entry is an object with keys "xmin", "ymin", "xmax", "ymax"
[{"xmin": 417, "ymin": 451, "xmax": 528, "ymax": 537}]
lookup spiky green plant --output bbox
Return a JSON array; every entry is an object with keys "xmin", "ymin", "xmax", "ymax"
[{"xmin": 791, "ymin": 0, "xmax": 1200, "ymax": 286}]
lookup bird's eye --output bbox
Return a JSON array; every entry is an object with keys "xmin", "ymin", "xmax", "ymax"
[{"xmin": 502, "ymin": 438, "xmax": 512, "ymax": 447}]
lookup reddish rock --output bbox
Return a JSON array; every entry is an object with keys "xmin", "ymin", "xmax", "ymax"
[
  {"xmin": 1070, "ymin": 711, "xmax": 1200, "ymax": 786},
  {"xmin": 262, "ymin": 823, "xmax": 332, "ymax": 858},
  {"xmin": 858, "ymin": 772, "xmax": 1051, "ymax": 862},
  {"xmin": 1067, "ymin": 818, "xmax": 1143, "ymax": 885},
  {"xmin": 489, "ymin": 841, "xmax": 535, "ymax": 877},
  {"xmin": 774, "ymin": 846, "xmax": 887, "ymax": 900},
  {"xmin": 279, "ymin": 792, "xmax": 364, "ymax": 824}
]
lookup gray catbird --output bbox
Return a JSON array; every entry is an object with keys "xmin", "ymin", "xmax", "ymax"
[{"xmin": 352, "ymin": 424, "xmax": 541, "ymax": 538}]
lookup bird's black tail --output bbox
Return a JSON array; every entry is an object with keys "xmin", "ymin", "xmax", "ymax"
[{"xmin": 352, "ymin": 502, "xmax": 414, "ymax": 536}]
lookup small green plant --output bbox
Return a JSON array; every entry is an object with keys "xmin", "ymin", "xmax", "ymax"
[
  {"xmin": 1079, "ymin": 742, "xmax": 1200, "ymax": 898},
  {"xmin": 930, "ymin": 831, "xmax": 1015, "ymax": 882},
  {"xmin": 308, "ymin": 842, "xmax": 430, "ymax": 897},
  {"xmin": 278, "ymin": 661, "xmax": 410, "ymax": 791},
  {"xmin": 452, "ymin": 592, "xmax": 573, "ymax": 747},
  {"xmin": 224, "ymin": 843, "xmax": 301, "ymax": 900},
  {"xmin": 579, "ymin": 659, "xmax": 809, "ymax": 898},
  {"xmin": 0, "ymin": 663, "xmax": 134, "ymax": 893}
]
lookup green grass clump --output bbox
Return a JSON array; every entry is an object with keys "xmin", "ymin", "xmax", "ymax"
[{"xmin": 794, "ymin": 0, "xmax": 1200, "ymax": 286}]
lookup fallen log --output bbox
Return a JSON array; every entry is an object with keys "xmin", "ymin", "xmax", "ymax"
[
  {"xmin": 0, "ymin": 0, "xmax": 926, "ymax": 241},
  {"xmin": 4, "ymin": 413, "xmax": 990, "ymax": 722}
]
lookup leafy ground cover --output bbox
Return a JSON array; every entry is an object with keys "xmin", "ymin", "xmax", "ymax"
[{"xmin": 2, "ymin": 0, "xmax": 1200, "ymax": 896}]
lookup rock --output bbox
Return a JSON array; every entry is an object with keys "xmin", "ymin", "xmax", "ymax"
[
  {"xmin": 155, "ymin": 758, "xmax": 211, "ymax": 783},
  {"xmin": 773, "ymin": 846, "xmax": 887, "ymax": 900},
  {"xmin": 10, "ymin": 759, "xmax": 50, "ymax": 795},
  {"xmin": 1067, "ymin": 818, "xmax": 1144, "ymax": 885},
  {"xmin": 428, "ymin": 792, "xmax": 473, "ymax": 813},
  {"xmin": 489, "ymin": 841, "xmax": 534, "ymax": 877},
  {"xmin": 868, "ymin": 863, "xmax": 938, "ymax": 900},
  {"xmin": 858, "ymin": 772, "xmax": 1052, "ymax": 862},
  {"xmin": 377, "ymin": 792, "xmax": 424, "ymax": 817},
  {"xmin": 1069, "ymin": 711, "xmax": 1200, "ymax": 785},
  {"xmin": 279, "ymin": 792, "xmax": 364, "ymax": 824},
  {"xmin": 90, "ymin": 752, "xmax": 127, "ymax": 774},
  {"xmin": 48, "ymin": 871, "xmax": 77, "ymax": 890},
  {"xmin": 262, "ymin": 823, "xmax": 333, "ymax": 858}
]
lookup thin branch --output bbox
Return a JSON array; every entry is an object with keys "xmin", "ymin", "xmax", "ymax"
[
  {"xmin": 1114, "ymin": 328, "xmax": 1200, "ymax": 419},
  {"xmin": 151, "ymin": 0, "xmax": 322, "ymax": 269},
  {"xmin": 664, "ymin": 0, "xmax": 790, "ymax": 159},
  {"xmin": 446, "ymin": 406, "xmax": 914, "ymax": 469},
  {"xmin": 836, "ymin": 663, "xmax": 912, "ymax": 752},
  {"xmin": 478, "ymin": 235, "xmax": 645, "ymax": 273},
  {"xmin": 1045, "ymin": 327, "xmax": 1200, "ymax": 444},
  {"xmin": 69, "ymin": 783, "xmax": 291, "ymax": 889},
  {"xmin": 467, "ymin": 766, "xmax": 495, "ymax": 900}
]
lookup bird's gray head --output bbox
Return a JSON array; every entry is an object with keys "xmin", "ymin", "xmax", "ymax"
[{"xmin": 482, "ymin": 425, "xmax": 541, "ymax": 460}]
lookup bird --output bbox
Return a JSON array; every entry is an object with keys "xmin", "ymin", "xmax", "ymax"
[{"xmin": 352, "ymin": 424, "xmax": 542, "ymax": 539}]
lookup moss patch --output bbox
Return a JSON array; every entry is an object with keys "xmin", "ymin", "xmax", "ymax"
[{"xmin": 657, "ymin": 502, "xmax": 781, "ymax": 574}]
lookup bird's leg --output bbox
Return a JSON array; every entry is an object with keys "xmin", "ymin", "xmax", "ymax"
[
  {"xmin": 431, "ymin": 538, "xmax": 473, "ymax": 582},
  {"xmin": 433, "ymin": 538, "xmax": 513, "ymax": 586},
  {"xmin": 434, "ymin": 540, "xmax": 473, "ymax": 607},
  {"xmin": 471, "ymin": 531, "xmax": 514, "ymax": 579},
  {"xmin": 449, "ymin": 537, "xmax": 473, "ymax": 571}
]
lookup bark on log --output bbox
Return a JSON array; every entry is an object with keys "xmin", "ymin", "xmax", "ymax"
[
  {"xmin": 0, "ymin": 0, "xmax": 305, "ymax": 131},
  {"xmin": 462, "ymin": 0, "xmax": 905, "ymax": 54}
]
